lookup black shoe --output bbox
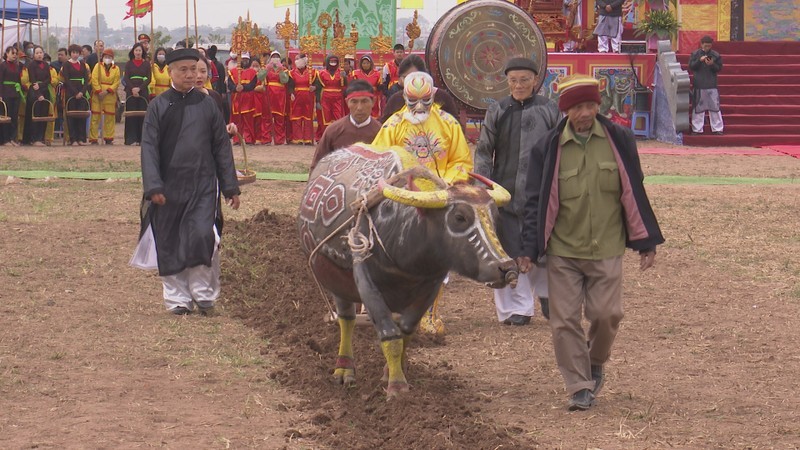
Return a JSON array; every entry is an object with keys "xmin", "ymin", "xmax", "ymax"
[
  {"xmin": 691, "ymin": 131, "xmax": 702, "ymax": 135},
  {"xmin": 539, "ymin": 297, "xmax": 550, "ymax": 320},
  {"xmin": 712, "ymin": 131, "xmax": 723, "ymax": 135},
  {"xmin": 170, "ymin": 306, "xmax": 191, "ymax": 315},
  {"xmin": 568, "ymin": 388, "xmax": 595, "ymax": 411},
  {"xmin": 504, "ymin": 314, "xmax": 531, "ymax": 326},
  {"xmin": 591, "ymin": 364, "xmax": 605, "ymax": 396},
  {"xmin": 198, "ymin": 305, "xmax": 216, "ymax": 317}
]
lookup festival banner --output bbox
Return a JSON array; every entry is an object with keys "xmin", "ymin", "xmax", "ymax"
[
  {"xmin": 124, "ymin": 0, "xmax": 153, "ymax": 20},
  {"xmin": 299, "ymin": 0, "xmax": 396, "ymax": 50},
  {"xmin": 274, "ymin": 0, "xmax": 298, "ymax": 6},
  {"xmin": 399, "ymin": 0, "xmax": 423, "ymax": 8}
]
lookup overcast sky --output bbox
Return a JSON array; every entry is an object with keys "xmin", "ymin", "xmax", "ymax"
[{"xmin": 42, "ymin": 0, "xmax": 457, "ymax": 30}]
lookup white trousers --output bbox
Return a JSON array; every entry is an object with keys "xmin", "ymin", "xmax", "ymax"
[
  {"xmin": 494, "ymin": 266, "xmax": 549, "ymax": 322},
  {"xmin": 597, "ymin": 17, "xmax": 623, "ymax": 53},
  {"xmin": 161, "ymin": 248, "xmax": 221, "ymax": 312},
  {"xmin": 691, "ymin": 110, "xmax": 724, "ymax": 133}
]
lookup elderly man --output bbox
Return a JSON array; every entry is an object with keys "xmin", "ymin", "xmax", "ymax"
[
  {"xmin": 475, "ymin": 57, "xmax": 560, "ymax": 326},
  {"xmin": 372, "ymin": 71, "xmax": 473, "ymax": 334},
  {"xmin": 131, "ymin": 48, "xmax": 241, "ymax": 316},
  {"xmin": 519, "ymin": 74, "xmax": 663, "ymax": 410}
]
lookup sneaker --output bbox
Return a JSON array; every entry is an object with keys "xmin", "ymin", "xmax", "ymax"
[
  {"xmin": 539, "ymin": 297, "xmax": 550, "ymax": 320},
  {"xmin": 170, "ymin": 306, "xmax": 192, "ymax": 315},
  {"xmin": 591, "ymin": 364, "xmax": 605, "ymax": 396},
  {"xmin": 503, "ymin": 314, "xmax": 531, "ymax": 326},
  {"xmin": 568, "ymin": 388, "xmax": 595, "ymax": 411}
]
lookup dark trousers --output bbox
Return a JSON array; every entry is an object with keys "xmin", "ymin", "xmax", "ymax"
[
  {"xmin": 1, "ymin": 97, "xmax": 20, "ymax": 144},
  {"xmin": 67, "ymin": 116, "xmax": 87, "ymax": 143},
  {"xmin": 66, "ymin": 96, "xmax": 89, "ymax": 143},
  {"xmin": 24, "ymin": 93, "xmax": 50, "ymax": 143},
  {"xmin": 124, "ymin": 116, "xmax": 144, "ymax": 145}
]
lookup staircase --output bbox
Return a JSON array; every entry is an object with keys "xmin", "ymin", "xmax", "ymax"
[{"xmin": 677, "ymin": 41, "xmax": 800, "ymax": 147}]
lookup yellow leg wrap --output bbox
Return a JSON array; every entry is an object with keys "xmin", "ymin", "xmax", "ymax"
[
  {"xmin": 381, "ymin": 338, "xmax": 409, "ymax": 397},
  {"xmin": 418, "ymin": 284, "xmax": 446, "ymax": 335},
  {"xmin": 333, "ymin": 317, "xmax": 356, "ymax": 386}
]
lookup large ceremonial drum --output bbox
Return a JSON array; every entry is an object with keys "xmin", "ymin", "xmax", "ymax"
[{"xmin": 426, "ymin": 0, "xmax": 548, "ymax": 114}]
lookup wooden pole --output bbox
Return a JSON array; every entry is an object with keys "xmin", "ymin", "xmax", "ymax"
[
  {"xmin": 94, "ymin": 0, "xmax": 99, "ymax": 42},
  {"xmin": 185, "ymin": 0, "xmax": 189, "ymax": 47},
  {"xmin": 46, "ymin": 20, "xmax": 49, "ymax": 54},
  {"xmin": 2, "ymin": 0, "xmax": 6, "ymax": 51},
  {"xmin": 150, "ymin": 5, "xmax": 154, "ymax": 36},
  {"xmin": 193, "ymin": 0, "xmax": 198, "ymax": 48},
  {"xmin": 17, "ymin": 0, "xmax": 20, "ymax": 46},
  {"xmin": 37, "ymin": 0, "xmax": 42, "ymax": 45},
  {"xmin": 134, "ymin": 15, "xmax": 138, "ymax": 43},
  {"xmin": 68, "ymin": 0, "xmax": 74, "ymax": 46}
]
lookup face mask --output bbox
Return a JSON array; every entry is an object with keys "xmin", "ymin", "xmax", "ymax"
[
  {"xmin": 103, "ymin": 58, "xmax": 112, "ymax": 65},
  {"xmin": 329, "ymin": 61, "xmax": 338, "ymax": 67},
  {"xmin": 295, "ymin": 59, "xmax": 307, "ymax": 69},
  {"xmin": 157, "ymin": 55, "xmax": 165, "ymax": 63},
  {"xmin": 78, "ymin": 56, "xmax": 84, "ymax": 61}
]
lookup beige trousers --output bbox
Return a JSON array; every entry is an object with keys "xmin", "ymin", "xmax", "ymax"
[{"xmin": 547, "ymin": 254, "xmax": 624, "ymax": 395}]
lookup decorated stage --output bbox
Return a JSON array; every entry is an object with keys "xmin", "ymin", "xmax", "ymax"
[
  {"xmin": 538, "ymin": 52, "xmax": 656, "ymax": 130},
  {"xmin": 460, "ymin": 51, "xmax": 657, "ymax": 136}
]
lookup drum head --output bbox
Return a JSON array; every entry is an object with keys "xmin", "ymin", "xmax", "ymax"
[{"xmin": 426, "ymin": 0, "xmax": 548, "ymax": 114}]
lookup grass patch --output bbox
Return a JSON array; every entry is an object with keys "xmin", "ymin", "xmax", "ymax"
[{"xmin": 0, "ymin": 157, "xmax": 141, "ymax": 173}]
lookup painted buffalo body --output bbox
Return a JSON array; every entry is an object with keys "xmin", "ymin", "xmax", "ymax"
[{"xmin": 298, "ymin": 144, "xmax": 517, "ymax": 396}]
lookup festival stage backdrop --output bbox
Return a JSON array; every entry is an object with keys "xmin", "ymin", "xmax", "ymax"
[
  {"xmin": 538, "ymin": 54, "xmax": 656, "ymax": 128},
  {"xmin": 298, "ymin": 0, "xmax": 396, "ymax": 50},
  {"xmin": 743, "ymin": 0, "xmax": 800, "ymax": 41}
]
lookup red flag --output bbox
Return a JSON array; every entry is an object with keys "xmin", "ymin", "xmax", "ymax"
[{"xmin": 124, "ymin": 0, "xmax": 153, "ymax": 20}]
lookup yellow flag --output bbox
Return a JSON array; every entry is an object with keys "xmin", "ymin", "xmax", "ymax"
[
  {"xmin": 274, "ymin": 0, "xmax": 297, "ymax": 7},
  {"xmin": 399, "ymin": 0, "xmax": 424, "ymax": 8}
]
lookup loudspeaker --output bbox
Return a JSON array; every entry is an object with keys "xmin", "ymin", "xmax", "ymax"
[{"xmin": 621, "ymin": 40, "xmax": 647, "ymax": 54}]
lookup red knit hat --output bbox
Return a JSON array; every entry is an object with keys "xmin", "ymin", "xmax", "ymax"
[{"xmin": 557, "ymin": 74, "xmax": 601, "ymax": 111}]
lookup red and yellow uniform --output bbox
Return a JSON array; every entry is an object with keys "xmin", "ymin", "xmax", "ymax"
[
  {"xmin": 384, "ymin": 58, "xmax": 401, "ymax": 91},
  {"xmin": 351, "ymin": 67, "xmax": 382, "ymax": 119},
  {"xmin": 289, "ymin": 65, "xmax": 316, "ymax": 144},
  {"xmin": 265, "ymin": 62, "xmax": 288, "ymax": 145},
  {"xmin": 228, "ymin": 65, "xmax": 258, "ymax": 144},
  {"xmin": 90, "ymin": 61, "xmax": 121, "ymax": 143},
  {"xmin": 316, "ymin": 68, "xmax": 345, "ymax": 140},
  {"xmin": 253, "ymin": 74, "xmax": 272, "ymax": 144},
  {"xmin": 149, "ymin": 63, "xmax": 170, "ymax": 98}
]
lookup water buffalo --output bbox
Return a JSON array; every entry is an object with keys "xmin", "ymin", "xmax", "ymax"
[{"xmin": 298, "ymin": 144, "xmax": 518, "ymax": 397}]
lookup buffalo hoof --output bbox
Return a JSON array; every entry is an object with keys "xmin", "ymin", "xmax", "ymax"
[
  {"xmin": 334, "ymin": 356, "xmax": 356, "ymax": 387},
  {"xmin": 385, "ymin": 381, "xmax": 410, "ymax": 398},
  {"xmin": 333, "ymin": 368, "xmax": 356, "ymax": 387}
]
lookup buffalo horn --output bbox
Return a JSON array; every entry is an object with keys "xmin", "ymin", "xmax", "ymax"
[
  {"xmin": 469, "ymin": 173, "xmax": 512, "ymax": 207},
  {"xmin": 378, "ymin": 179, "xmax": 449, "ymax": 209}
]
